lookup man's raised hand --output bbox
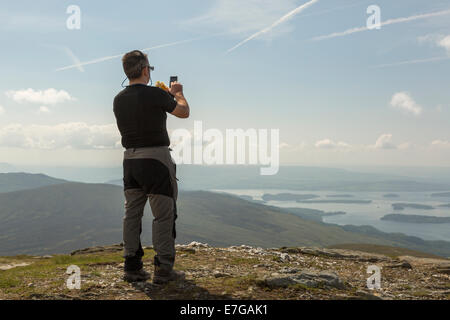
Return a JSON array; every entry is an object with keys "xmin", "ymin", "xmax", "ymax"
[{"xmin": 169, "ymin": 81, "xmax": 183, "ymax": 96}]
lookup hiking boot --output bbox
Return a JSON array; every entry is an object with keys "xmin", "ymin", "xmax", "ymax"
[
  {"xmin": 123, "ymin": 268, "xmax": 151, "ymax": 282},
  {"xmin": 153, "ymin": 265, "xmax": 185, "ymax": 284}
]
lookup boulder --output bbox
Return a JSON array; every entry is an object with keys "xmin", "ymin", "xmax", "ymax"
[
  {"xmin": 186, "ymin": 241, "xmax": 209, "ymax": 248},
  {"xmin": 434, "ymin": 266, "xmax": 450, "ymax": 275},
  {"xmin": 261, "ymin": 270, "xmax": 345, "ymax": 289},
  {"xmin": 386, "ymin": 261, "xmax": 413, "ymax": 269}
]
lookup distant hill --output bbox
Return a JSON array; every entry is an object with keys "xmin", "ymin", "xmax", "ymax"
[
  {"xmin": 431, "ymin": 192, "xmax": 450, "ymax": 198},
  {"xmin": 326, "ymin": 194, "xmax": 354, "ymax": 198},
  {"xmin": 340, "ymin": 225, "xmax": 450, "ymax": 258},
  {"xmin": 270, "ymin": 207, "xmax": 345, "ymax": 223},
  {"xmin": 1, "ymin": 182, "xmax": 450, "ymax": 257},
  {"xmin": 261, "ymin": 193, "xmax": 319, "ymax": 201},
  {"xmin": 0, "ymin": 172, "xmax": 67, "ymax": 193},
  {"xmin": 392, "ymin": 203, "xmax": 434, "ymax": 211},
  {"xmin": 297, "ymin": 199, "xmax": 371, "ymax": 204},
  {"xmin": 381, "ymin": 214, "xmax": 450, "ymax": 224},
  {"xmin": 104, "ymin": 179, "xmax": 122, "ymax": 186}
]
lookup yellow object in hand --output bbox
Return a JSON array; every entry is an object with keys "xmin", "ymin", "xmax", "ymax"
[{"xmin": 155, "ymin": 81, "xmax": 169, "ymax": 92}]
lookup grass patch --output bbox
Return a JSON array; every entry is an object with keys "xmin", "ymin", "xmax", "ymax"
[
  {"xmin": 0, "ymin": 251, "xmax": 127, "ymax": 297},
  {"xmin": 0, "ymin": 278, "xmax": 21, "ymax": 289},
  {"xmin": 199, "ymin": 274, "xmax": 259, "ymax": 293},
  {"xmin": 271, "ymin": 256, "xmax": 282, "ymax": 263},
  {"xmin": 89, "ymin": 271, "xmax": 102, "ymax": 277},
  {"xmin": 50, "ymin": 253, "xmax": 123, "ymax": 266},
  {"xmin": 400, "ymin": 284, "xmax": 412, "ymax": 291},
  {"xmin": 411, "ymin": 290, "xmax": 430, "ymax": 297}
]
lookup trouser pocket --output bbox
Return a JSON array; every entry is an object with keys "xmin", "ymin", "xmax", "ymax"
[
  {"xmin": 173, "ymin": 199, "xmax": 177, "ymax": 239},
  {"xmin": 169, "ymin": 154, "xmax": 179, "ymax": 181}
]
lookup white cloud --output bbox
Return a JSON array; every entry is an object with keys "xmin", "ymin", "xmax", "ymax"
[
  {"xmin": 5, "ymin": 88, "xmax": 74, "ymax": 105},
  {"xmin": 418, "ymin": 33, "xmax": 450, "ymax": 54},
  {"xmin": 431, "ymin": 140, "xmax": 450, "ymax": 148},
  {"xmin": 438, "ymin": 35, "xmax": 450, "ymax": 53},
  {"xmin": 38, "ymin": 106, "xmax": 50, "ymax": 114},
  {"xmin": 374, "ymin": 134, "xmax": 396, "ymax": 149},
  {"xmin": 315, "ymin": 139, "xmax": 350, "ymax": 149},
  {"xmin": 0, "ymin": 105, "xmax": 4, "ymax": 115},
  {"xmin": 398, "ymin": 142, "xmax": 412, "ymax": 150},
  {"xmin": 0, "ymin": 122, "xmax": 120, "ymax": 149},
  {"xmin": 279, "ymin": 141, "xmax": 308, "ymax": 152},
  {"xmin": 417, "ymin": 34, "xmax": 440, "ymax": 44},
  {"xmin": 294, "ymin": 141, "xmax": 308, "ymax": 151},
  {"xmin": 390, "ymin": 92, "xmax": 422, "ymax": 116}
]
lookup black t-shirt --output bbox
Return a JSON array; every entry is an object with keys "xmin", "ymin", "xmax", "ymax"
[{"xmin": 113, "ymin": 84, "xmax": 177, "ymax": 148}]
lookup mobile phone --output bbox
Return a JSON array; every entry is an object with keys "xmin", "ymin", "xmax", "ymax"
[{"xmin": 170, "ymin": 76, "xmax": 178, "ymax": 87}]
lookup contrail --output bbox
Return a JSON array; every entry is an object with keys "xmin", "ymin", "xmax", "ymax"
[
  {"xmin": 370, "ymin": 56, "xmax": 450, "ymax": 68},
  {"xmin": 313, "ymin": 8, "xmax": 450, "ymax": 41},
  {"xmin": 55, "ymin": 35, "xmax": 219, "ymax": 72},
  {"xmin": 226, "ymin": 0, "xmax": 319, "ymax": 54},
  {"xmin": 63, "ymin": 47, "xmax": 84, "ymax": 72}
]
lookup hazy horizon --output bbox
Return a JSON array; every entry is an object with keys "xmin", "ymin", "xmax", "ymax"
[{"xmin": 3, "ymin": 161, "xmax": 450, "ymax": 186}]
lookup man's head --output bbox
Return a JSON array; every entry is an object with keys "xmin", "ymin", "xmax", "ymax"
[{"xmin": 122, "ymin": 50, "xmax": 152, "ymax": 84}]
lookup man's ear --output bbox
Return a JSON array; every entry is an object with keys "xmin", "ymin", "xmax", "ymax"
[{"xmin": 142, "ymin": 67, "xmax": 148, "ymax": 78}]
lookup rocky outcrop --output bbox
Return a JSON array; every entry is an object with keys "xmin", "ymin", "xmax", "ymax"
[
  {"xmin": 261, "ymin": 270, "xmax": 345, "ymax": 289},
  {"xmin": 70, "ymin": 244, "xmax": 123, "ymax": 255},
  {"xmin": 280, "ymin": 247, "xmax": 389, "ymax": 262}
]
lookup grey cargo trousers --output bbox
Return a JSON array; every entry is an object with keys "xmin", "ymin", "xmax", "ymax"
[{"xmin": 122, "ymin": 146, "xmax": 178, "ymax": 269}]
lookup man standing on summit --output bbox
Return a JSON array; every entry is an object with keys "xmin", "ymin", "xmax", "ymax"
[{"xmin": 113, "ymin": 50, "xmax": 190, "ymax": 283}]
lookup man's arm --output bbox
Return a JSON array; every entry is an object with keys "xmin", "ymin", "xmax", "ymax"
[{"xmin": 169, "ymin": 82, "xmax": 190, "ymax": 119}]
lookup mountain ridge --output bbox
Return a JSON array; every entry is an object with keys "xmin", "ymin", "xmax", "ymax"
[{"xmin": 0, "ymin": 172, "xmax": 67, "ymax": 193}]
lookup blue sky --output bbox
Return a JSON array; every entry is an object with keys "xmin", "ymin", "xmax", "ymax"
[{"xmin": 0, "ymin": 0, "xmax": 449, "ymax": 167}]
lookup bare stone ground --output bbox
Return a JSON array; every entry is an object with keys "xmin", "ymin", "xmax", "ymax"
[{"xmin": 0, "ymin": 242, "xmax": 449, "ymax": 300}]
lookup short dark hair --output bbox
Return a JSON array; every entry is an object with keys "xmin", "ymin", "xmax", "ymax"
[{"xmin": 122, "ymin": 50, "xmax": 149, "ymax": 80}]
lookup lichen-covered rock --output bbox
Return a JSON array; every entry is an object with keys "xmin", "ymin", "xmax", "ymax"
[
  {"xmin": 186, "ymin": 241, "xmax": 209, "ymax": 248},
  {"xmin": 261, "ymin": 270, "xmax": 345, "ymax": 289},
  {"xmin": 297, "ymin": 247, "xmax": 387, "ymax": 262}
]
